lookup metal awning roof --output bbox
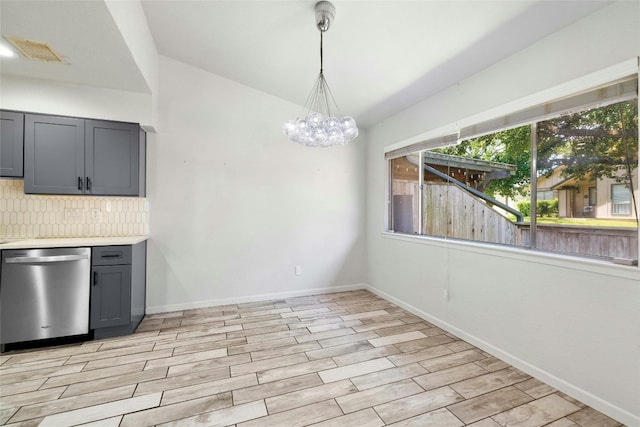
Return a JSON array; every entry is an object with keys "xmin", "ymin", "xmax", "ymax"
[{"xmin": 422, "ymin": 151, "xmax": 517, "ymax": 174}]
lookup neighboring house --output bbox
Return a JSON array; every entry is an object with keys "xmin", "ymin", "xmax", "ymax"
[{"xmin": 537, "ymin": 165, "xmax": 638, "ymax": 219}]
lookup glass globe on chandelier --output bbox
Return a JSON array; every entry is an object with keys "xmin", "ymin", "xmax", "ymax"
[{"xmin": 283, "ymin": 1, "xmax": 358, "ymax": 148}]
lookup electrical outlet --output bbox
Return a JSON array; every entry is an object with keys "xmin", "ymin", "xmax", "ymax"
[
  {"xmin": 295, "ymin": 265, "xmax": 302, "ymax": 276},
  {"xmin": 64, "ymin": 208, "xmax": 83, "ymax": 221},
  {"xmin": 443, "ymin": 290, "xmax": 449, "ymax": 300}
]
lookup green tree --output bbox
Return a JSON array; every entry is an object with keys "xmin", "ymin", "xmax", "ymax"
[
  {"xmin": 433, "ymin": 100, "xmax": 638, "ymax": 219},
  {"xmin": 537, "ymin": 100, "xmax": 638, "ymax": 218},
  {"xmin": 434, "ymin": 126, "xmax": 531, "ymax": 198},
  {"xmin": 516, "ymin": 200, "xmax": 531, "ymax": 216},
  {"xmin": 537, "ymin": 101, "xmax": 638, "ymax": 178}
]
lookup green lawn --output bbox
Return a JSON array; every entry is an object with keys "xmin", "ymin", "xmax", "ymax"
[{"xmin": 509, "ymin": 216, "xmax": 638, "ymax": 228}]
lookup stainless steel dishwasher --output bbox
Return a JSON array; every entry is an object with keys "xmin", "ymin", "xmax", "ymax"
[{"xmin": 0, "ymin": 247, "xmax": 91, "ymax": 345}]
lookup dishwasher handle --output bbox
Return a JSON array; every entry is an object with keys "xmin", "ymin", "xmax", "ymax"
[{"xmin": 5, "ymin": 254, "xmax": 90, "ymax": 264}]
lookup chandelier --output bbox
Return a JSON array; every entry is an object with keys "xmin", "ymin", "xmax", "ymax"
[{"xmin": 283, "ymin": 1, "xmax": 358, "ymax": 148}]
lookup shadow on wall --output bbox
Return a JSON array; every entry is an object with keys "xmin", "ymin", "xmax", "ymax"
[
  {"xmin": 145, "ymin": 238, "xmax": 187, "ymax": 313},
  {"xmin": 330, "ymin": 236, "xmax": 368, "ymax": 286},
  {"xmin": 359, "ymin": 2, "xmax": 608, "ymax": 126}
]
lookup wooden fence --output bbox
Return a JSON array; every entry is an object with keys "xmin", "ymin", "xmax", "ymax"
[
  {"xmin": 518, "ymin": 224, "xmax": 638, "ymax": 260},
  {"xmin": 394, "ymin": 180, "xmax": 638, "ymax": 260},
  {"xmin": 423, "ymin": 183, "xmax": 519, "ymax": 245}
]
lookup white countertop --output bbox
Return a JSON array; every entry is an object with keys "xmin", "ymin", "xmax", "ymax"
[{"xmin": 0, "ymin": 236, "xmax": 149, "ymax": 250}]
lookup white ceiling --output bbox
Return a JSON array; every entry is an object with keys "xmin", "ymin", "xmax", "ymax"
[
  {"xmin": 0, "ymin": 1, "xmax": 150, "ymax": 93},
  {"xmin": 1, "ymin": 1, "xmax": 610, "ymax": 127}
]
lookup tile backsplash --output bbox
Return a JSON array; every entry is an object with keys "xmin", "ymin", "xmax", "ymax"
[{"xmin": 0, "ymin": 179, "xmax": 149, "ymax": 239}]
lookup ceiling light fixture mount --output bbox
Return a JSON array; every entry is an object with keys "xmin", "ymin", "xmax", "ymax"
[{"xmin": 283, "ymin": 1, "xmax": 358, "ymax": 148}]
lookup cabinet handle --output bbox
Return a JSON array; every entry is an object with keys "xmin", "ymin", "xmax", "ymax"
[
  {"xmin": 86, "ymin": 177, "xmax": 92, "ymax": 191},
  {"xmin": 93, "ymin": 271, "xmax": 98, "ymax": 286},
  {"xmin": 101, "ymin": 254, "xmax": 121, "ymax": 258},
  {"xmin": 78, "ymin": 177, "xmax": 83, "ymax": 191}
]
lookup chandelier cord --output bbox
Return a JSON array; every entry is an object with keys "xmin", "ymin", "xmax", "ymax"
[
  {"xmin": 320, "ymin": 31, "xmax": 324, "ymax": 75},
  {"xmin": 282, "ymin": 1, "xmax": 358, "ymax": 147}
]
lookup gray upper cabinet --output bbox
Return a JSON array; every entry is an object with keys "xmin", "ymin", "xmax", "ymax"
[
  {"xmin": 1, "ymin": 111, "xmax": 25, "ymax": 177},
  {"xmin": 85, "ymin": 120, "xmax": 139, "ymax": 196},
  {"xmin": 24, "ymin": 114, "xmax": 85, "ymax": 194},
  {"xmin": 24, "ymin": 114, "xmax": 142, "ymax": 196}
]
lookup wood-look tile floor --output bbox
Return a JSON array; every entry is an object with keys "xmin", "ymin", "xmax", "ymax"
[{"xmin": 0, "ymin": 290, "xmax": 625, "ymax": 427}]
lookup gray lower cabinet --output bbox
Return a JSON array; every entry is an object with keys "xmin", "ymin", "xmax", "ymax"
[
  {"xmin": 24, "ymin": 114, "xmax": 142, "ymax": 196},
  {"xmin": 91, "ymin": 265, "xmax": 132, "ymax": 329},
  {"xmin": 1, "ymin": 111, "xmax": 24, "ymax": 177},
  {"xmin": 91, "ymin": 242, "xmax": 146, "ymax": 339}
]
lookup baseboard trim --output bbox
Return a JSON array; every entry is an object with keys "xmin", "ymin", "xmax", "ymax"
[
  {"xmin": 365, "ymin": 285, "xmax": 639, "ymax": 427},
  {"xmin": 146, "ymin": 284, "xmax": 367, "ymax": 314}
]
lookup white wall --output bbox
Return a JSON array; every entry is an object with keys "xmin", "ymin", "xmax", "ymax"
[
  {"xmin": 366, "ymin": 2, "xmax": 640, "ymax": 426},
  {"xmin": 104, "ymin": 0, "xmax": 160, "ymax": 129},
  {"xmin": 145, "ymin": 56, "xmax": 366, "ymax": 312},
  {"xmin": 0, "ymin": 74, "xmax": 153, "ymax": 126}
]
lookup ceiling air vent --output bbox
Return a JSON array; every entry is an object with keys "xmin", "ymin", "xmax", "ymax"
[{"xmin": 4, "ymin": 36, "xmax": 66, "ymax": 63}]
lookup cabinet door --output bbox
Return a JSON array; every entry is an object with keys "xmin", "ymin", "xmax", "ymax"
[
  {"xmin": 91, "ymin": 265, "xmax": 131, "ymax": 329},
  {"xmin": 85, "ymin": 120, "xmax": 139, "ymax": 196},
  {"xmin": 0, "ymin": 111, "xmax": 24, "ymax": 177},
  {"xmin": 24, "ymin": 114, "xmax": 85, "ymax": 194}
]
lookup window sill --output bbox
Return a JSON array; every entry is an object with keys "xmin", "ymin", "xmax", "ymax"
[{"xmin": 381, "ymin": 231, "xmax": 640, "ymax": 280}]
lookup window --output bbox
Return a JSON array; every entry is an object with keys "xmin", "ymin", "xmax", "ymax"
[
  {"xmin": 386, "ymin": 75, "xmax": 638, "ymax": 262},
  {"xmin": 612, "ymin": 184, "xmax": 632, "ymax": 215},
  {"xmin": 426, "ymin": 127, "xmax": 529, "ymax": 247},
  {"xmin": 537, "ymin": 190, "xmax": 554, "ymax": 201},
  {"xmin": 589, "ymin": 187, "xmax": 597, "ymax": 206},
  {"xmin": 390, "ymin": 155, "xmax": 420, "ymax": 234}
]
